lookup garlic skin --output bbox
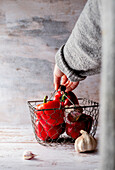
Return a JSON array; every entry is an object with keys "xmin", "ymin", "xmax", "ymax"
[
  {"xmin": 75, "ymin": 130, "xmax": 97, "ymax": 153},
  {"xmin": 23, "ymin": 151, "xmax": 37, "ymax": 160}
]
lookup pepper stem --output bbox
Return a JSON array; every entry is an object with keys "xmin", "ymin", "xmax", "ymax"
[
  {"xmin": 43, "ymin": 96, "xmax": 48, "ymax": 103},
  {"xmin": 61, "ymin": 93, "xmax": 67, "ymax": 102}
]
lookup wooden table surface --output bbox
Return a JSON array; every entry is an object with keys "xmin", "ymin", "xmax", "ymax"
[{"xmin": 0, "ymin": 124, "xmax": 100, "ymax": 170}]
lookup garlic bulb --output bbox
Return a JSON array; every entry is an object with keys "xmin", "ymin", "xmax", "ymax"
[
  {"xmin": 23, "ymin": 151, "xmax": 37, "ymax": 160},
  {"xmin": 75, "ymin": 130, "xmax": 97, "ymax": 153}
]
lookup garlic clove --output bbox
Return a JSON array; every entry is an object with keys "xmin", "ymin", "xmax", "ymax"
[
  {"xmin": 75, "ymin": 130, "xmax": 97, "ymax": 153},
  {"xmin": 23, "ymin": 151, "xmax": 37, "ymax": 160}
]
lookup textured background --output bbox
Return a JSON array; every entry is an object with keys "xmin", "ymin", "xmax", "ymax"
[{"xmin": 0, "ymin": 0, "xmax": 100, "ymax": 125}]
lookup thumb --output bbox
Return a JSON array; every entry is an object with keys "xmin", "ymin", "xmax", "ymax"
[
  {"xmin": 54, "ymin": 75, "xmax": 61, "ymax": 90},
  {"xmin": 53, "ymin": 64, "xmax": 64, "ymax": 90}
]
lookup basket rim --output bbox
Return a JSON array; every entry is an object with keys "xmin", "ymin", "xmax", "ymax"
[
  {"xmin": 28, "ymin": 97, "xmax": 100, "ymax": 144},
  {"xmin": 27, "ymin": 98, "xmax": 99, "ymax": 111}
]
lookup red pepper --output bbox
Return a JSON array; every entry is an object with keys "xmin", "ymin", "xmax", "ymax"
[
  {"xmin": 40, "ymin": 118, "xmax": 65, "ymax": 140},
  {"xmin": 65, "ymin": 113, "xmax": 93, "ymax": 139},
  {"xmin": 53, "ymin": 90, "xmax": 62, "ymax": 101},
  {"xmin": 34, "ymin": 96, "xmax": 65, "ymax": 141},
  {"xmin": 63, "ymin": 91, "xmax": 79, "ymax": 106},
  {"xmin": 54, "ymin": 90, "xmax": 79, "ymax": 106},
  {"xmin": 35, "ymin": 96, "xmax": 64, "ymax": 126},
  {"xmin": 35, "ymin": 119, "xmax": 65, "ymax": 141},
  {"xmin": 35, "ymin": 119, "xmax": 50, "ymax": 141}
]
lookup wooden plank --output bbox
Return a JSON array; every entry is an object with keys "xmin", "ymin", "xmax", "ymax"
[
  {"xmin": 0, "ymin": 143, "xmax": 100, "ymax": 170},
  {"xmin": 0, "ymin": 125, "xmax": 35, "ymax": 143},
  {"xmin": 0, "ymin": 125, "xmax": 100, "ymax": 170}
]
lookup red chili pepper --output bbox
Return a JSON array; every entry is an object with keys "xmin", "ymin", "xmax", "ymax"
[
  {"xmin": 35, "ymin": 98, "xmax": 64, "ymax": 126},
  {"xmin": 54, "ymin": 90, "xmax": 79, "ymax": 106},
  {"xmin": 65, "ymin": 113, "xmax": 93, "ymax": 139}
]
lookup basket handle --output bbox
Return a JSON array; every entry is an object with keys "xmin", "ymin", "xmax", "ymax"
[
  {"xmin": 49, "ymin": 85, "xmax": 76, "ymax": 107},
  {"xmin": 59, "ymin": 85, "xmax": 77, "ymax": 107}
]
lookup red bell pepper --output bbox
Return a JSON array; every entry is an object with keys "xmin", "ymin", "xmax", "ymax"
[
  {"xmin": 54, "ymin": 90, "xmax": 62, "ymax": 101},
  {"xmin": 54, "ymin": 90, "xmax": 79, "ymax": 106},
  {"xmin": 40, "ymin": 118, "xmax": 65, "ymax": 140},
  {"xmin": 34, "ymin": 96, "xmax": 65, "ymax": 141},
  {"xmin": 35, "ymin": 119, "xmax": 65, "ymax": 141},
  {"xmin": 35, "ymin": 119, "xmax": 50, "ymax": 141},
  {"xmin": 65, "ymin": 113, "xmax": 93, "ymax": 139},
  {"xmin": 35, "ymin": 97, "xmax": 64, "ymax": 126}
]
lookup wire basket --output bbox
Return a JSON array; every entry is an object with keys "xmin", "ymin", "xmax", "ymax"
[{"xmin": 27, "ymin": 98, "xmax": 99, "ymax": 146}]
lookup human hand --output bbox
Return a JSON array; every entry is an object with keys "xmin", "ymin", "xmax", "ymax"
[{"xmin": 53, "ymin": 64, "xmax": 79, "ymax": 92}]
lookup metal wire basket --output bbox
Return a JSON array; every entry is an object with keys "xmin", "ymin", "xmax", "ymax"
[{"xmin": 27, "ymin": 97, "xmax": 99, "ymax": 146}]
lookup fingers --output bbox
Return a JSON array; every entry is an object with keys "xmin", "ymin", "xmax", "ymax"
[
  {"xmin": 54, "ymin": 75, "xmax": 61, "ymax": 91},
  {"xmin": 63, "ymin": 80, "xmax": 72, "ymax": 88},
  {"xmin": 53, "ymin": 64, "xmax": 64, "ymax": 90},
  {"xmin": 65, "ymin": 81, "xmax": 79, "ymax": 92},
  {"xmin": 53, "ymin": 64, "xmax": 79, "ymax": 92},
  {"xmin": 61, "ymin": 75, "xmax": 68, "ymax": 85}
]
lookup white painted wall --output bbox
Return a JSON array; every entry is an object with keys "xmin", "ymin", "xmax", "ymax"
[{"xmin": 0, "ymin": 0, "xmax": 100, "ymax": 125}]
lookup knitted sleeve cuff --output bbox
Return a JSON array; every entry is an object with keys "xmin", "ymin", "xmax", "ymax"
[{"xmin": 55, "ymin": 45, "xmax": 86, "ymax": 82}]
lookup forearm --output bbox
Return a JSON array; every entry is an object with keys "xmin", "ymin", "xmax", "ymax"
[{"xmin": 55, "ymin": 0, "xmax": 102, "ymax": 82}]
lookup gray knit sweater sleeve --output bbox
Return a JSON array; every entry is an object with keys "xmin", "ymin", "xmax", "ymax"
[{"xmin": 55, "ymin": 0, "xmax": 102, "ymax": 82}]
